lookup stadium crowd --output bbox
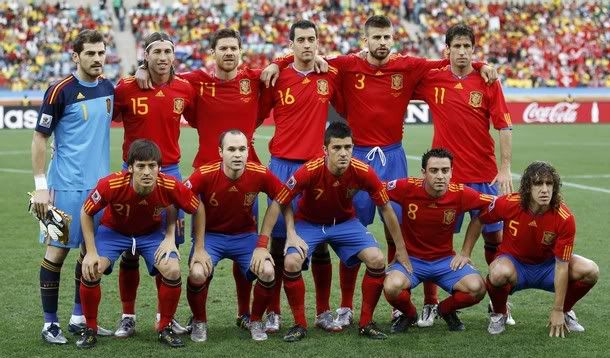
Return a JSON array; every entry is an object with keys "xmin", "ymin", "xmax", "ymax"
[{"xmin": 1, "ymin": 0, "xmax": 608, "ymax": 89}]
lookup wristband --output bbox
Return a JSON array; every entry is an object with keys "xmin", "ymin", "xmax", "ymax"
[
  {"xmin": 256, "ymin": 234, "xmax": 270, "ymax": 249},
  {"xmin": 34, "ymin": 174, "xmax": 48, "ymax": 190}
]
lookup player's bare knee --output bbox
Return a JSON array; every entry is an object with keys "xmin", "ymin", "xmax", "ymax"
[
  {"xmin": 468, "ymin": 276, "xmax": 487, "ymax": 299},
  {"xmin": 44, "ymin": 246, "xmax": 69, "ymax": 264},
  {"xmin": 362, "ymin": 248, "xmax": 385, "ymax": 269},
  {"xmin": 383, "ymin": 273, "xmax": 405, "ymax": 297},
  {"xmin": 158, "ymin": 261, "xmax": 181, "ymax": 281},
  {"xmin": 259, "ymin": 263, "xmax": 275, "ymax": 282},
  {"xmin": 284, "ymin": 253, "xmax": 303, "ymax": 272},
  {"xmin": 583, "ymin": 259, "xmax": 600, "ymax": 284},
  {"xmin": 488, "ymin": 262, "xmax": 512, "ymax": 286},
  {"xmin": 188, "ymin": 265, "xmax": 207, "ymax": 286}
]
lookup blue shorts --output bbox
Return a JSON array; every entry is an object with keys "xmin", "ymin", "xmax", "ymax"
[
  {"xmin": 42, "ymin": 189, "xmax": 102, "ymax": 249},
  {"xmin": 189, "ymin": 232, "xmax": 258, "ymax": 281},
  {"xmin": 501, "ymin": 254, "xmax": 556, "ymax": 293},
  {"xmin": 123, "ymin": 162, "xmax": 185, "ymax": 245},
  {"xmin": 454, "ymin": 182, "xmax": 502, "ymax": 234},
  {"xmin": 286, "ymin": 218, "xmax": 379, "ymax": 270},
  {"xmin": 268, "ymin": 156, "xmax": 305, "ymax": 238},
  {"xmin": 352, "ymin": 143, "xmax": 407, "ymax": 226},
  {"xmin": 96, "ymin": 225, "xmax": 178, "ymax": 276},
  {"xmin": 387, "ymin": 256, "xmax": 480, "ymax": 294}
]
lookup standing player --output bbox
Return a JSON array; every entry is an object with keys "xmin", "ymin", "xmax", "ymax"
[
  {"xmin": 383, "ymin": 148, "xmax": 491, "ymax": 333},
  {"xmin": 183, "ymin": 130, "xmax": 282, "ymax": 342},
  {"xmin": 30, "ymin": 29, "xmax": 114, "ymax": 344},
  {"xmin": 77, "ymin": 140, "xmax": 204, "ymax": 348},
  {"xmin": 411, "ymin": 23, "xmax": 513, "ymax": 326},
  {"xmin": 475, "ymin": 162, "xmax": 598, "ymax": 336},
  {"xmin": 257, "ymin": 20, "xmax": 342, "ymax": 333},
  {"xmin": 262, "ymin": 15, "xmax": 497, "ymax": 327},
  {"xmin": 261, "ymin": 122, "xmax": 410, "ymax": 341},
  {"xmin": 112, "ymin": 31, "xmax": 196, "ymax": 337}
]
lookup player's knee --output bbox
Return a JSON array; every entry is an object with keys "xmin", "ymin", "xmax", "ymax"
[
  {"xmin": 364, "ymin": 249, "xmax": 385, "ymax": 269},
  {"xmin": 467, "ymin": 276, "xmax": 487, "ymax": 299},
  {"xmin": 284, "ymin": 253, "xmax": 303, "ymax": 272},
  {"xmin": 188, "ymin": 264, "xmax": 207, "ymax": 286},
  {"xmin": 383, "ymin": 274, "xmax": 405, "ymax": 297},
  {"xmin": 259, "ymin": 262, "xmax": 275, "ymax": 282},
  {"xmin": 44, "ymin": 246, "xmax": 69, "ymax": 264},
  {"xmin": 159, "ymin": 261, "xmax": 181, "ymax": 281},
  {"xmin": 488, "ymin": 262, "xmax": 512, "ymax": 286},
  {"xmin": 584, "ymin": 259, "xmax": 600, "ymax": 284}
]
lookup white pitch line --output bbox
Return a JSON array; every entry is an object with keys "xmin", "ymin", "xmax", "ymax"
[
  {"xmin": 0, "ymin": 150, "xmax": 29, "ymax": 156},
  {"xmin": 561, "ymin": 174, "xmax": 610, "ymax": 179},
  {"xmin": 0, "ymin": 168, "xmax": 30, "ymax": 174}
]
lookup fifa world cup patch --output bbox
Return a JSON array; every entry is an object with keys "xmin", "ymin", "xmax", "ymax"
[
  {"xmin": 243, "ymin": 192, "xmax": 257, "ymax": 206},
  {"xmin": 443, "ymin": 209, "xmax": 456, "ymax": 225},
  {"xmin": 173, "ymin": 98, "xmax": 185, "ymax": 114},
  {"xmin": 239, "ymin": 79, "xmax": 251, "ymax": 95},
  {"xmin": 184, "ymin": 180, "xmax": 192, "ymax": 189},
  {"xmin": 317, "ymin": 80, "xmax": 329, "ymax": 95},
  {"xmin": 386, "ymin": 180, "xmax": 397, "ymax": 191},
  {"xmin": 468, "ymin": 91, "xmax": 483, "ymax": 108},
  {"xmin": 286, "ymin": 176, "xmax": 297, "ymax": 190},
  {"xmin": 91, "ymin": 190, "xmax": 102, "ymax": 204},
  {"xmin": 391, "ymin": 74, "xmax": 403, "ymax": 90},
  {"xmin": 542, "ymin": 231, "xmax": 556, "ymax": 245},
  {"xmin": 39, "ymin": 113, "xmax": 53, "ymax": 128}
]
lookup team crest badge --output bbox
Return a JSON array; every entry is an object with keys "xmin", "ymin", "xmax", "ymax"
[
  {"xmin": 317, "ymin": 79, "xmax": 329, "ymax": 95},
  {"xmin": 173, "ymin": 98, "xmax": 185, "ymax": 114},
  {"xmin": 542, "ymin": 231, "xmax": 556, "ymax": 245},
  {"xmin": 106, "ymin": 98, "xmax": 111, "ymax": 114},
  {"xmin": 244, "ymin": 192, "xmax": 257, "ymax": 206},
  {"xmin": 239, "ymin": 79, "xmax": 251, "ymax": 95},
  {"xmin": 346, "ymin": 188, "xmax": 358, "ymax": 199},
  {"xmin": 391, "ymin": 74, "xmax": 403, "ymax": 90},
  {"xmin": 443, "ymin": 209, "xmax": 456, "ymax": 225},
  {"xmin": 468, "ymin": 91, "xmax": 483, "ymax": 108}
]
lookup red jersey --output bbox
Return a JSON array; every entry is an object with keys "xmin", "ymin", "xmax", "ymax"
[
  {"xmin": 114, "ymin": 76, "xmax": 196, "ymax": 166},
  {"xmin": 185, "ymin": 161, "xmax": 283, "ymax": 234},
  {"xmin": 180, "ymin": 68, "xmax": 263, "ymax": 167},
  {"xmin": 275, "ymin": 157, "xmax": 389, "ymax": 225},
  {"xmin": 259, "ymin": 65, "xmax": 340, "ymax": 160},
  {"xmin": 326, "ymin": 54, "xmax": 450, "ymax": 147},
  {"xmin": 413, "ymin": 66, "xmax": 512, "ymax": 183},
  {"xmin": 387, "ymin": 178, "xmax": 494, "ymax": 260},
  {"xmin": 478, "ymin": 194, "xmax": 576, "ymax": 264},
  {"xmin": 83, "ymin": 172, "xmax": 200, "ymax": 236}
]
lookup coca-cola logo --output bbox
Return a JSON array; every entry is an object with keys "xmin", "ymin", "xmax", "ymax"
[{"xmin": 522, "ymin": 102, "xmax": 579, "ymax": 123}]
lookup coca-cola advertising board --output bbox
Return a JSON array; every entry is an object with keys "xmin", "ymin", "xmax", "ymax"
[{"xmin": 508, "ymin": 101, "xmax": 609, "ymax": 124}]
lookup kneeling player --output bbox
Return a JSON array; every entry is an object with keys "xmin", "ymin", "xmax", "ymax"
[
  {"xmin": 478, "ymin": 161, "xmax": 598, "ymax": 337},
  {"xmin": 384, "ymin": 148, "xmax": 489, "ymax": 332},
  {"xmin": 261, "ymin": 122, "xmax": 409, "ymax": 341},
  {"xmin": 184, "ymin": 130, "xmax": 282, "ymax": 342},
  {"xmin": 77, "ymin": 140, "xmax": 203, "ymax": 348}
]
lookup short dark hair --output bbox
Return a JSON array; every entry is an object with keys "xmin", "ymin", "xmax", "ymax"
[
  {"xmin": 421, "ymin": 148, "xmax": 453, "ymax": 169},
  {"xmin": 143, "ymin": 32, "xmax": 174, "ymax": 53},
  {"xmin": 219, "ymin": 129, "xmax": 246, "ymax": 149},
  {"xmin": 364, "ymin": 15, "xmax": 392, "ymax": 35},
  {"xmin": 289, "ymin": 20, "xmax": 317, "ymax": 41},
  {"xmin": 127, "ymin": 139, "xmax": 162, "ymax": 166},
  {"xmin": 519, "ymin": 161, "xmax": 563, "ymax": 210},
  {"xmin": 210, "ymin": 28, "xmax": 242, "ymax": 49},
  {"xmin": 324, "ymin": 121, "xmax": 352, "ymax": 146},
  {"xmin": 445, "ymin": 23, "xmax": 475, "ymax": 47},
  {"xmin": 73, "ymin": 29, "xmax": 106, "ymax": 54}
]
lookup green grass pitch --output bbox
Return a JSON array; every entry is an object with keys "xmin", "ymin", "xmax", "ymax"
[{"xmin": 0, "ymin": 124, "xmax": 608, "ymax": 357}]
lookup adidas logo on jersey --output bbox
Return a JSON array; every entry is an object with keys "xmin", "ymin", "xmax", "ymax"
[
  {"xmin": 528, "ymin": 220, "xmax": 537, "ymax": 227},
  {"xmin": 156, "ymin": 90, "xmax": 165, "ymax": 97},
  {"xmin": 302, "ymin": 78, "xmax": 311, "ymax": 84},
  {"xmin": 454, "ymin": 83, "xmax": 463, "ymax": 89},
  {"xmin": 76, "ymin": 92, "xmax": 85, "ymax": 100},
  {"xmin": 229, "ymin": 186, "xmax": 238, "ymax": 192},
  {"xmin": 139, "ymin": 199, "xmax": 148, "ymax": 205},
  {"xmin": 428, "ymin": 203, "xmax": 437, "ymax": 208},
  {"xmin": 333, "ymin": 181, "xmax": 340, "ymax": 187}
]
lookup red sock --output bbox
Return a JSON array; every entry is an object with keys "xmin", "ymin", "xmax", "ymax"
[
  {"xmin": 251, "ymin": 280, "xmax": 274, "ymax": 321},
  {"xmin": 358, "ymin": 266, "xmax": 385, "ymax": 328},
  {"xmin": 157, "ymin": 276, "xmax": 181, "ymax": 331},
  {"xmin": 484, "ymin": 243, "xmax": 498, "ymax": 266},
  {"xmin": 384, "ymin": 289, "xmax": 417, "ymax": 318},
  {"xmin": 486, "ymin": 276, "xmax": 511, "ymax": 314},
  {"xmin": 80, "ymin": 279, "xmax": 101, "ymax": 330},
  {"xmin": 186, "ymin": 278, "xmax": 209, "ymax": 322},
  {"xmin": 438, "ymin": 291, "xmax": 481, "ymax": 315},
  {"xmin": 311, "ymin": 257, "xmax": 332, "ymax": 315},
  {"xmin": 233, "ymin": 262, "xmax": 252, "ymax": 316},
  {"xmin": 283, "ymin": 270, "xmax": 307, "ymax": 328},
  {"xmin": 387, "ymin": 242, "xmax": 396, "ymax": 262},
  {"xmin": 563, "ymin": 280, "xmax": 594, "ymax": 312},
  {"xmin": 118, "ymin": 256, "xmax": 140, "ymax": 315},
  {"xmin": 423, "ymin": 282, "xmax": 439, "ymax": 305},
  {"xmin": 267, "ymin": 254, "xmax": 283, "ymax": 314},
  {"xmin": 339, "ymin": 262, "xmax": 360, "ymax": 309}
]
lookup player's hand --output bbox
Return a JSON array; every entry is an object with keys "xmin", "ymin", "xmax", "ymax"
[
  {"xmin": 450, "ymin": 253, "xmax": 471, "ymax": 271},
  {"xmin": 82, "ymin": 252, "xmax": 102, "ymax": 282},
  {"xmin": 155, "ymin": 237, "xmax": 180, "ymax": 265},
  {"xmin": 357, "ymin": 49, "xmax": 368, "ymax": 60},
  {"xmin": 30, "ymin": 189, "xmax": 51, "ymax": 219},
  {"xmin": 480, "ymin": 64, "xmax": 498, "ymax": 85},
  {"xmin": 135, "ymin": 67, "xmax": 154, "ymax": 90},
  {"xmin": 394, "ymin": 249, "xmax": 413, "ymax": 273},
  {"xmin": 491, "ymin": 167, "xmax": 513, "ymax": 195},
  {"xmin": 547, "ymin": 309, "xmax": 568, "ymax": 338},
  {"xmin": 285, "ymin": 231, "xmax": 308, "ymax": 259},
  {"xmin": 190, "ymin": 248, "xmax": 213, "ymax": 278},
  {"xmin": 313, "ymin": 55, "xmax": 328, "ymax": 73},
  {"xmin": 251, "ymin": 248, "xmax": 274, "ymax": 277},
  {"xmin": 261, "ymin": 63, "xmax": 280, "ymax": 88}
]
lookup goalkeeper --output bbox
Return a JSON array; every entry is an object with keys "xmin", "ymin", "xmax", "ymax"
[{"xmin": 29, "ymin": 29, "xmax": 115, "ymax": 344}]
